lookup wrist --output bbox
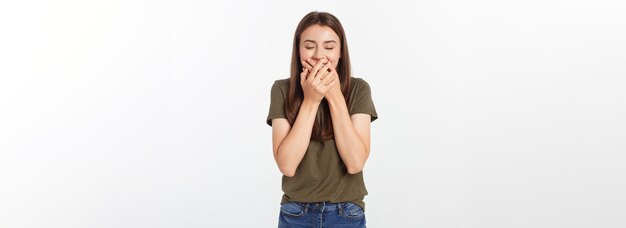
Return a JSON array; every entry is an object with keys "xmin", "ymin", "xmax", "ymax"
[
  {"xmin": 302, "ymin": 98, "xmax": 321, "ymax": 109},
  {"xmin": 326, "ymin": 92, "xmax": 345, "ymax": 106}
]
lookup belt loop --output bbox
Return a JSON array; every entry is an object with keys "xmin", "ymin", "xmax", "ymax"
[
  {"xmin": 338, "ymin": 202, "xmax": 344, "ymax": 215},
  {"xmin": 304, "ymin": 203, "xmax": 309, "ymax": 213}
]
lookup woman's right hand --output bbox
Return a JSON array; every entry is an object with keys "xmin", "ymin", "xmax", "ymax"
[{"xmin": 300, "ymin": 58, "xmax": 336, "ymax": 104}]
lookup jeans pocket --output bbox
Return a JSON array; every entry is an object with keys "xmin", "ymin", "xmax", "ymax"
[
  {"xmin": 280, "ymin": 202, "xmax": 305, "ymax": 217},
  {"xmin": 340, "ymin": 202, "xmax": 365, "ymax": 220}
]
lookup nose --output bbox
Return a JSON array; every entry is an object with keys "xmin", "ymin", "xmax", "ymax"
[
  {"xmin": 313, "ymin": 53, "xmax": 327, "ymax": 63},
  {"xmin": 313, "ymin": 50, "xmax": 326, "ymax": 62}
]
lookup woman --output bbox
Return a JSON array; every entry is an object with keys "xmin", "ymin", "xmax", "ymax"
[{"xmin": 266, "ymin": 11, "xmax": 378, "ymax": 228}]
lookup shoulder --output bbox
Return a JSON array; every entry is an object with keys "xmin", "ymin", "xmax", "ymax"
[
  {"xmin": 350, "ymin": 77, "xmax": 372, "ymax": 90},
  {"xmin": 272, "ymin": 78, "xmax": 290, "ymax": 90}
]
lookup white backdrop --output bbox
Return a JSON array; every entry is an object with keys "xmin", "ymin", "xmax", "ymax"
[{"xmin": 1, "ymin": 0, "xmax": 625, "ymax": 227}]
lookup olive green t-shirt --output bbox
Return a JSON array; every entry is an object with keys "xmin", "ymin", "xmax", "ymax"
[{"xmin": 265, "ymin": 77, "xmax": 378, "ymax": 212}]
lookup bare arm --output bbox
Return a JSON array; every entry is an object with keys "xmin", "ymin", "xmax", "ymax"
[
  {"xmin": 327, "ymin": 94, "xmax": 371, "ymax": 174},
  {"xmin": 272, "ymin": 58, "xmax": 336, "ymax": 177},
  {"xmin": 272, "ymin": 99, "xmax": 320, "ymax": 177}
]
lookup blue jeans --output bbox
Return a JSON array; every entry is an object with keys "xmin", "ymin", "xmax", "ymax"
[{"xmin": 278, "ymin": 201, "xmax": 366, "ymax": 228}]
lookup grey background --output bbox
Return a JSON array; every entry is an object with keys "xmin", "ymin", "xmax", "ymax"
[{"xmin": 1, "ymin": 0, "xmax": 625, "ymax": 227}]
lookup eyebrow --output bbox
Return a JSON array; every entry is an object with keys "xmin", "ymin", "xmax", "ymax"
[{"xmin": 303, "ymin": 40, "xmax": 337, "ymax": 44}]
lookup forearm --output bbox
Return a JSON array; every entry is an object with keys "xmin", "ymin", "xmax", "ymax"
[
  {"xmin": 276, "ymin": 99, "xmax": 319, "ymax": 176},
  {"xmin": 327, "ymin": 94, "xmax": 368, "ymax": 174}
]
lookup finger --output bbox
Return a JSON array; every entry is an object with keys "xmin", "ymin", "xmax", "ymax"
[
  {"xmin": 323, "ymin": 67, "xmax": 335, "ymax": 85},
  {"xmin": 300, "ymin": 68, "xmax": 308, "ymax": 84},
  {"xmin": 306, "ymin": 58, "xmax": 317, "ymax": 70},
  {"xmin": 328, "ymin": 60, "xmax": 336, "ymax": 72},
  {"xmin": 323, "ymin": 79, "xmax": 337, "ymax": 91},
  {"xmin": 321, "ymin": 71, "xmax": 335, "ymax": 86},
  {"xmin": 317, "ymin": 62, "xmax": 332, "ymax": 79},
  {"xmin": 302, "ymin": 59, "xmax": 314, "ymax": 71},
  {"xmin": 309, "ymin": 60, "xmax": 325, "ymax": 81},
  {"xmin": 301, "ymin": 58, "xmax": 313, "ymax": 71},
  {"xmin": 328, "ymin": 78, "xmax": 337, "ymax": 87},
  {"xmin": 329, "ymin": 64, "xmax": 339, "ymax": 78},
  {"xmin": 324, "ymin": 56, "xmax": 331, "ymax": 68},
  {"xmin": 304, "ymin": 62, "xmax": 313, "ymax": 71}
]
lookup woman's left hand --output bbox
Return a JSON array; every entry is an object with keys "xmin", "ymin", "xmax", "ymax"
[{"xmin": 324, "ymin": 62, "xmax": 342, "ymax": 101}]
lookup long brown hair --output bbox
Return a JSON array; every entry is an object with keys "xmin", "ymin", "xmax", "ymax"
[{"xmin": 286, "ymin": 11, "xmax": 352, "ymax": 141}]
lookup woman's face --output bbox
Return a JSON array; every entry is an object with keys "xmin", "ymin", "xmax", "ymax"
[{"xmin": 299, "ymin": 24, "xmax": 341, "ymax": 69}]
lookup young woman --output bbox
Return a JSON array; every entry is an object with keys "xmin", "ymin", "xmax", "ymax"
[{"xmin": 266, "ymin": 11, "xmax": 378, "ymax": 228}]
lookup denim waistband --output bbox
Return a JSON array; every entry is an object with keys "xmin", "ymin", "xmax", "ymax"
[{"xmin": 292, "ymin": 201, "xmax": 345, "ymax": 213}]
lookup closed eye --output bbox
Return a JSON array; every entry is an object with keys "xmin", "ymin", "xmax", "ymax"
[{"xmin": 304, "ymin": 47, "xmax": 334, "ymax": 50}]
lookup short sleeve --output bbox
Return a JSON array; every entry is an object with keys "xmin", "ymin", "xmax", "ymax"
[
  {"xmin": 266, "ymin": 80, "xmax": 287, "ymax": 126},
  {"xmin": 349, "ymin": 78, "xmax": 378, "ymax": 122}
]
